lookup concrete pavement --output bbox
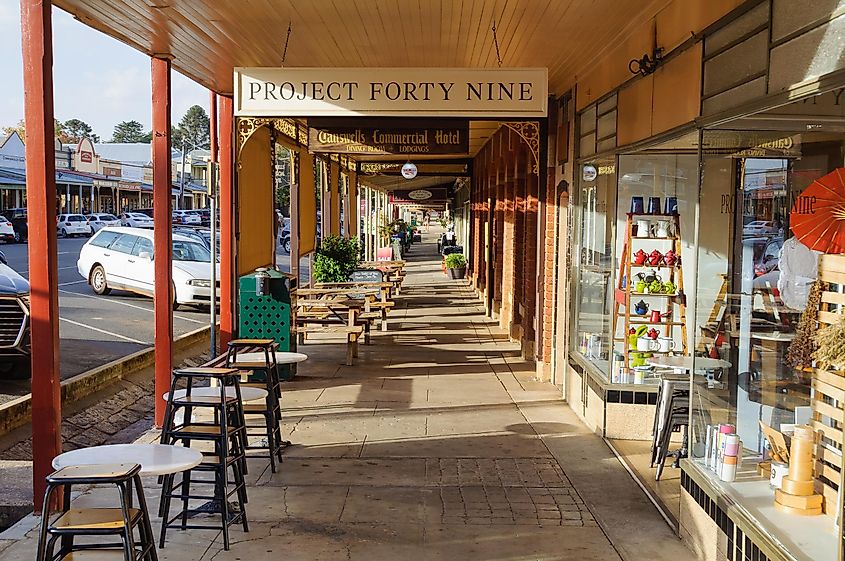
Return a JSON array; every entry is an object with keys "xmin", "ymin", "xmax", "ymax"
[{"xmin": 0, "ymin": 231, "xmax": 696, "ymax": 560}]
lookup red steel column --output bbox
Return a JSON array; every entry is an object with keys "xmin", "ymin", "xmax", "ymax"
[
  {"xmin": 21, "ymin": 0, "xmax": 61, "ymax": 512},
  {"xmin": 209, "ymin": 93, "xmax": 218, "ymax": 163},
  {"xmin": 151, "ymin": 57, "xmax": 173, "ymax": 427},
  {"xmin": 219, "ymin": 97, "xmax": 234, "ymax": 352}
]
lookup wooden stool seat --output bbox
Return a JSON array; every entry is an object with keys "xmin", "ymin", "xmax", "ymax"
[{"xmin": 52, "ymin": 509, "xmax": 143, "ymax": 533}]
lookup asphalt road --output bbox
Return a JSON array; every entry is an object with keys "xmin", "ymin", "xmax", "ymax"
[{"xmin": 0, "ymin": 236, "xmax": 211, "ymax": 403}]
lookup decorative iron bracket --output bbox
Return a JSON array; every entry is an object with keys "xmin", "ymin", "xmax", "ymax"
[
  {"xmin": 236, "ymin": 117, "xmax": 300, "ymax": 165},
  {"xmin": 501, "ymin": 121, "xmax": 540, "ymax": 175}
]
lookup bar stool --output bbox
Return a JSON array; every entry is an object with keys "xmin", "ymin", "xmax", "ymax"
[
  {"xmin": 159, "ymin": 367, "xmax": 248, "ymax": 551},
  {"xmin": 650, "ymin": 377, "xmax": 690, "ymax": 481},
  {"xmin": 226, "ymin": 339, "xmax": 286, "ymax": 472},
  {"xmin": 36, "ymin": 463, "xmax": 157, "ymax": 561}
]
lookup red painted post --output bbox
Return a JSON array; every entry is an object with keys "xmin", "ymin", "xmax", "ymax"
[
  {"xmin": 219, "ymin": 97, "xmax": 234, "ymax": 353},
  {"xmin": 209, "ymin": 92, "xmax": 218, "ymax": 164},
  {"xmin": 151, "ymin": 57, "xmax": 173, "ymax": 428},
  {"xmin": 20, "ymin": 0, "xmax": 61, "ymax": 513}
]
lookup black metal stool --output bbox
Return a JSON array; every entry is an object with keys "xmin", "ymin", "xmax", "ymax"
[
  {"xmin": 226, "ymin": 339, "xmax": 287, "ymax": 472},
  {"xmin": 650, "ymin": 377, "xmax": 690, "ymax": 481},
  {"xmin": 36, "ymin": 463, "xmax": 157, "ymax": 561},
  {"xmin": 159, "ymin": 367, "xmax": 248, "ymax": 550}
]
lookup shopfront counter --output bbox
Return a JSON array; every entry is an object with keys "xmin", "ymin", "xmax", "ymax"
[{"xmin": 680, "ymin": 459, "xmax": 836, "ymax": 561}]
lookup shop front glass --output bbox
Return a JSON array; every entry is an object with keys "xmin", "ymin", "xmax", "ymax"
[
  {"xmin": 690, "ymin": 90, "xmax": 845, "ymax": 559},
  {"xmin": 571, "ymin": 135, "xmax": 701, "ymax": 385},
  {"xmin": 572, "ymin": 157, "xmax": 616, "ymax": 376}
]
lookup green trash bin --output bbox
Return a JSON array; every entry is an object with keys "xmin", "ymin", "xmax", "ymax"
[{"xmin": 238, "ymin": 268, "xmax": 296, "ymax": 380}]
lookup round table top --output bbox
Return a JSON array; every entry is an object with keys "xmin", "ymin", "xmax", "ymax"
[
  {"xmin": 53, "ymin": 444, "xmax": 203, "ymax": 476},
  {"xmin": 164, "ymin": 386, "xmax": 268, "ymax": 402},
  {"xmin": 646, "ymin": 355, "xmax": 732, "ymax": 371},
  {"xmin": 751, "ymin": 331, "xmax": 795, "ymax": 342},
  {"xmin": 233, "ymin": 351, "xmax": 308, "ymax": 365}
]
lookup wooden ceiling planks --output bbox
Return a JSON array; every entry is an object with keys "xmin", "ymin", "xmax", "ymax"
[{"xmin": 54, "ymin": 0, "xmax": 665, "ymax": 96}]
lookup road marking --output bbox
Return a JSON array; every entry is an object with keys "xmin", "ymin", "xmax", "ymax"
[
  {"xmin": 59, "ymin": 317, "xmax": 149, "ymax": 344},
  {"xmin": 58, "ymin": 288, "xmax": 206, "ymax": 324},
  {"xmin": 58, "ymin": 280, "xmax": 87, "ymax": 286}
]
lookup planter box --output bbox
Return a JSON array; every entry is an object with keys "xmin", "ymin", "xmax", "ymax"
[{"xmin": 448, "ymin": 267, "xmax": 466, "ymax": 279}]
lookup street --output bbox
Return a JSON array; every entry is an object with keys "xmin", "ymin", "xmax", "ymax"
[{"xmin": 0, "ymin": 236, "xmax": 211, "ymax": 403}]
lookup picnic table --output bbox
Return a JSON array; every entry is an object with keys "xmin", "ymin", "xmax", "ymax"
[{"xmin": 293, "ymin": 292, "xmax": 375, "ymax": 365}]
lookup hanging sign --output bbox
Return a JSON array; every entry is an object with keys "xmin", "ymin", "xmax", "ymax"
[
  {"xmin": 401, "ymin": 163, "xmax": 418, "ymax": 179},
  {"xmin": 308, "ymin": 118, "xmax": 469, "ymax": 155},
  {"xmin": 234, "ymin": 67, "xmax": 548, "ymax": 117},
  {"xmin": 390, "ymin": 187, "xmax": 447, "ymax": 205}
]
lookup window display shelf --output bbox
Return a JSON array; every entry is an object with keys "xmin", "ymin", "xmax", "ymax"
[
  {"xmin": 629, "ymin": 262, "xmax": 680, "ymax": 267},
  {"xmin": 630, "ymin": 292, "xmax": 679, "ymax": 298},
  {"xmin": 630, "ymin": 237, "xmax": 679, "ymax": 241}
]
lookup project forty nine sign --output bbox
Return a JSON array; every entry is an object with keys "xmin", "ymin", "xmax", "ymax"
[{"xmin": 234, "ymin": 67, "xmax": 548, "ymax": 117}]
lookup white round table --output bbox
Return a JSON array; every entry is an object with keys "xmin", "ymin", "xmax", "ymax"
[
  {"xmin": 232, "ymin": 351, "xmax": 308, "ymax": 365},
  {"xmin": 646, "ymin": 355, "xmax": 732, "ymax": 371},
  {"xmin": 164, "ymin": 386, "xmax": 268, "ymax": 403},
  {"xmin": 751, "ymin": 331, "xmax": 795, "ymax": 342},
  {"xmin": 53, "ymin": 444, "xmax": 203, "ymax": 476}
]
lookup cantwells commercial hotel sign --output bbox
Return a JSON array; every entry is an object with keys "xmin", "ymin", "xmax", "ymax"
[
  {"xmin": 234, "ymin": 68, "xmax": 548, "ymax": 117},
  {"xmin": 308, "ymin": 119, "xmax": 469, "ymax": 155}
]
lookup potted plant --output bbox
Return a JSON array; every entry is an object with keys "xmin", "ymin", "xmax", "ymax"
[
  {"xmin": 444, "ymin": 253, "xmax": 467, "ymax": 279},
  {"xmin": 314, "ymin": 235, "xmax": 360, "ymax": 283}
]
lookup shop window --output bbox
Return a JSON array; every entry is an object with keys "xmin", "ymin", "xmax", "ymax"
[{"xmin": 572, "ymin": 158, "xmax": 616, "ymax": 376}]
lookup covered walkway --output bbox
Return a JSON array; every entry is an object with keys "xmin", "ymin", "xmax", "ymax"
[{"xmin": 0, "ymin": 230, "xmax": 688, "ymax": 561}]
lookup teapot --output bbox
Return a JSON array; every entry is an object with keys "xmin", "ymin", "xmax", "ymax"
[
  {"xmin": 647, "ymin": 327, "xmax": 660, "ymax": 340},
  {"xmin": 663, "ymin": 249, "xmax": 677, "ymax": 267},
  {"xmin": 634, "ymin": 248, "xmax": 647, "ymax": 265},
  {"xmin": 635, "ymin": 280, "xmax": 647, "ymax": 293},
  {"xmin": 648, "ymin": 279, "xmax": 663, "ymax": 294},
  {"xmin": 634, "ymin": 300, "xmax": 650, "ymax": 315},
  {"xmin": 662, "ymin": 280, "xmax": 676, "ymax": 294},
  {"xmin": 640, "ymin": 270, "xmax": 661, "ymax": 284},
  {"xmin": 648, "ymin": 249, "xmax": 663, "ymax": 266}
]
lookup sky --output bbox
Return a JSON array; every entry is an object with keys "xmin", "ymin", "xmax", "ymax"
[{"xmin": 0, "ymin": 1, "xmax": 208, "ymax": 140}]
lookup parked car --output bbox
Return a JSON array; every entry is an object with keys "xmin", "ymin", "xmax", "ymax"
[
  {"xmin": 278, "ymin": 222, "xmax": 319, "ymax": 254},
  {"xmin": 0, "ymin": 215, "xmax": 15, "ymax": 243},
  {"xmin": 57, "ymin": 214, "xmax": 93, "ymax": 237},
  {"xmin": 173, "ymin": 210, "xmax": 201, "ymax": 225},
  {"xmin": 85, "ymin": 213, "xmax": 120, "ymax": 232},
  {"xmin": 77, "ymin": 226, "xmax": 217, "ymax": 309},
  {"xmin": 9, "ymin": 215, "xmax": 27, "ymax": 243},
  {"xmin": 743, "ymin": 220, "xmax": 776, "ymax": 236},
  {"xmin": 187, "ymin": 209, "xmax": 210, "ymax": 225},
  {"xmin": 4, "ymin": 208, "xmax": 28, "ymax": 220},
  {"xmin": 120, "ymin": 212, "xmax": 154, "ymax": 228},
  {"xmin": 135, "ymin": 208, "xmax": 155, "ymax": 218},
  {"xmin": 0, "ymin": 251, "xmax": 30, "ymax": 377}
]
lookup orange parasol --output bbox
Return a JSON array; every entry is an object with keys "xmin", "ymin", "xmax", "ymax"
[{"xmin": 790, "ymin": 167, "xmax": 845, "ymax": 254}]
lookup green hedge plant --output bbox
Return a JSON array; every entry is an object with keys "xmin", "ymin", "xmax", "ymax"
[
  {"xmin": 444, "ymin": 253, "xmax": 467, "ymax": 269},
  {"xmin": 314, "ymin": 235, "xmax": 361, "ymax": 283}
]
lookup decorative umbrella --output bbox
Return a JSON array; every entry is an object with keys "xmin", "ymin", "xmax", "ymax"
[{"xmin": 789, "ymin": 167, "xmax": 845, "ymax": 254}]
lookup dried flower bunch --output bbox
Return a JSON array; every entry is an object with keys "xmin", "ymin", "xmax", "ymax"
[
  {"xmin": 787, "ymin": 280, "xmax": 826, "ymax": 370},
  {"xmin": 813, "ymin": 315, "xmax": 845, "ymax": 371}
]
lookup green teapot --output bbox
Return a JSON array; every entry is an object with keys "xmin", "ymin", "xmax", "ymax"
[
  {"xmin": 648, "ymin": 279, "xmax": 663, "ymax": 294},
  {"xmin": 662, "ymin": 280, "xmax": 676, "ymax": 294},
  {"xmin": 635, "ymin": 280, "xmax": 647, "ymax": 293}
]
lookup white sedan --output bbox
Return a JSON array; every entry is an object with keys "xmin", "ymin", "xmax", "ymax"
[
  {"xmin": 120, "ymin": 212, "xmax": 154, "ymax": 228},
  {"xmin": 77, "ymin": 226, "xmax": 217, "ymax": 309},
  {"xmin": 173, "ymin": 210, "xmax": 201, "ymax": 225},
  {"xmin": 0, "ymin": 216, "xmax": 15, "ymax": 243},
  {"xmin": 86, "ymin": 213, "xmax": 121, "ymax": 233}
]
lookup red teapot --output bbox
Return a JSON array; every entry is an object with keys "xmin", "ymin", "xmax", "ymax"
[
  {"xmin": 647, "ymin": 327, "xmax": 659, "ymax": 340},
  {"xmin": 663, "ymin": 249, "xmax": 677, "ymax": 267},
  {"xmin": 648, "ymin": 249, "xmax": 663, "ymax": 266},
  {"xmin": 634, "ymin": 248, "xmax": 647, "ymax": 265}
]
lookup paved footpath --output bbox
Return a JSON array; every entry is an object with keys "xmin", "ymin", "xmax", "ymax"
[{"xmin": 0, "ymin": 231, "xmax": 695, "ymax": 560}]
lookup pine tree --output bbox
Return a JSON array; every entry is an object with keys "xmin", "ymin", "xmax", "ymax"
[
  {"xmin": 111, "ymin": 120, "xmax": 148, "ymax": 143},
  {"xmin": 173, "ymin": 105, "xmax": 210, "ymax": 150}
]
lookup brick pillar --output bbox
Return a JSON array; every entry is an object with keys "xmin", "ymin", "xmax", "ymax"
[
  {"xmin": 501, "ymin": 132, "xmax": 516, "ymax": 332},
  {"xmin": 493, "ymin": 142, "xmax": 505, "ymax": 317},
  {"xmin": 511, "ymin": 140, "xmax": 526, "ymax": 341},
  {"xmin": 540, "ymin": 171, "xmax": 561, "ymax": 377},
  {"xmin": 522, "ymin": 151, "xmax": 540, "ymax": 359}
]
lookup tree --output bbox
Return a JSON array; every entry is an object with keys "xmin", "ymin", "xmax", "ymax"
[
  {"xmin": 173, "ymin": 105, "xmax": 210, "ymax": 150},
  {"xmin": 111, "ymin": 120, "xmax": 148, "ymax": 143},
  {"xmin": 2, "ymin": 119, "xmax": 65, "ymax": 141},
  {"xmin": 62, "ymin": 119, "xmax": 99, "ymax": 143}
]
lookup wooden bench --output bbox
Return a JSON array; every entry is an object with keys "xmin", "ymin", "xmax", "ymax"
[{"xmin": 296, "ymin": 324, "xmax": 363, "ymax": 366}]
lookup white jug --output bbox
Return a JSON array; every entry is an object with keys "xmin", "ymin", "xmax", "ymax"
[
  {"xmin": 635, "ymin": 219, "xmax": 651, "ymax": 238},
  {"xmin": 652, "ymin": 220, "xmax": 671, "ymax": 238}
]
